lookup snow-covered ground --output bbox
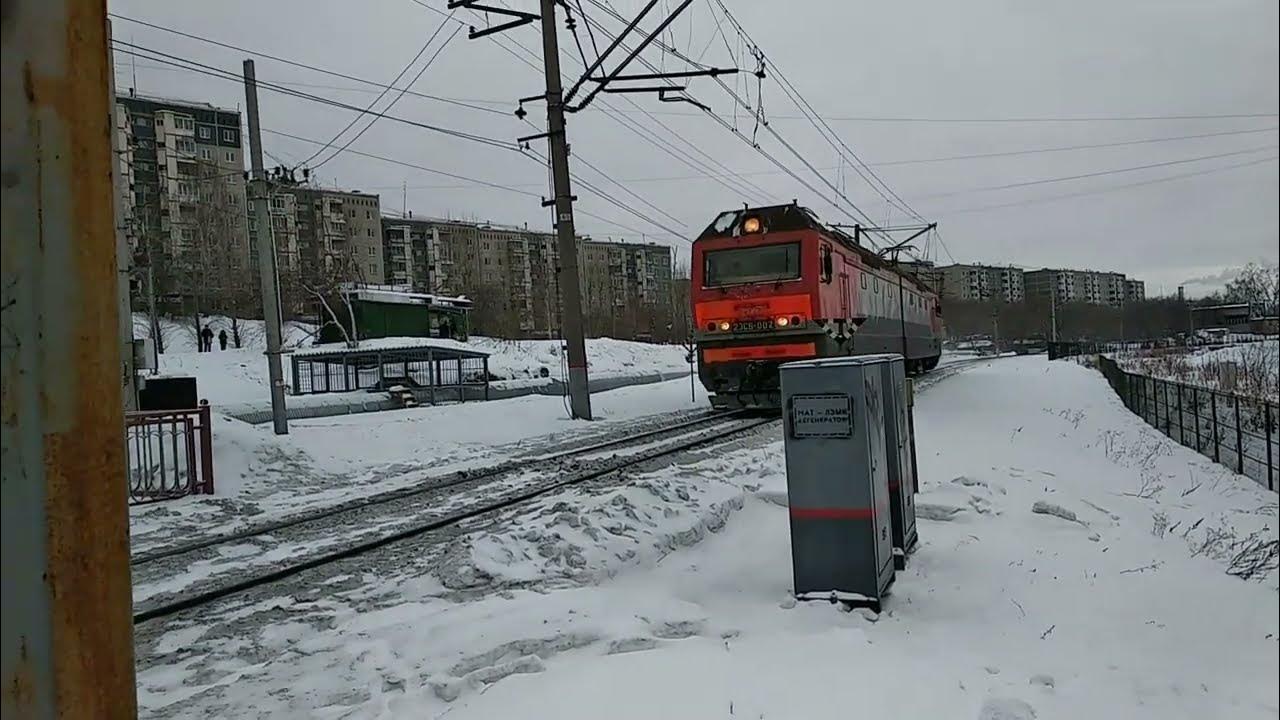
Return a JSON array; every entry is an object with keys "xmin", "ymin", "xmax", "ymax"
[
  {"xmin": 134, "ymin": 314, "xmax": 691, "ymax": 407},
  {"xmin": 1113, "ymin": 339, "xmax": 1279, "ymax": 401},
  {"xmin": 129, "ymin": 376, "xmax": 711, "ymax": 553},
  {"xmin": 135, "ymin": 357, "xmax": 1278, "ymax": 719}
]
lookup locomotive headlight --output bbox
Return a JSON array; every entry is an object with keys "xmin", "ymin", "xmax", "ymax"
[
  {"xmin": 718, "ymin": 320, "xmax": 731, "ymax": 331},
  {"xmin": 775, "ymin": 316, "xmax": 790, "ymax": 327},
  {"xmin": 742, "ymin": 216, "xmax": 762, "ymax": 233}
]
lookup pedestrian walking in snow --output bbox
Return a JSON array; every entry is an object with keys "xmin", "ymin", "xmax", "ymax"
[
  {"xmin": 218, "ymin": 329, "xmax": 228, "ymax": 351},
  {"xmin": 200, "ymin": 325, "xmax": 214, "ymax": 352}
]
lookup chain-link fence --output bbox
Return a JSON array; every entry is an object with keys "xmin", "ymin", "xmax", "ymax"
[{"xmin": 1095, "ymin": 356, "xmax": 1277, "ymax": 491}]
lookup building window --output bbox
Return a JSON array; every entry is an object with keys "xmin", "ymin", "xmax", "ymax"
[
  {"xmin": 225, "ymin": 151, "xmax": 236, "ymax": 163},
  {"xmin": 176, "ymin": 138, "xmax": 195, "ymax": 153},
  {"xmin": 369, "ymin": 263, "xmax": 377, "ymax": 274},
  {"xmin": 174, "ymin": 116, "xmax": 194, "ymax": 131},
  {"xmin": 198, "ymin": 126, "xmax": 212, "ymax": 140},
  {"xmin": 222, "ymin": 129, "xmax": 236, "ymax": 143},
  {"xmin": 200, "ymin": 148, "xmax": 213, "ymax": 161},
  {"xmin": 366, "ymin": 210, "xmax": 371, "ymax": 219},
  {"xmin": 133, "ymin": 116, "xmax": 150, "ymax": 127},
  {"xmin": 368, "ymin": 247, "xmax": 375, "ymax": 256},
  {"xmin": 367, "ymin": 228, "xmax": 373, "ymax": 237}
]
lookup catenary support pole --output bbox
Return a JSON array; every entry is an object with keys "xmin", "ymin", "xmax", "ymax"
[
  {"xmin": 243, "ymin": 59, "xmax": 290, "ymax": 434},
  {"xmin": 2, "ymin": 1, "xmax": 138, "ymax": 715},
  {"xmin": 539, "ymin": 0, "xmax": 592, "ymax": 419}
]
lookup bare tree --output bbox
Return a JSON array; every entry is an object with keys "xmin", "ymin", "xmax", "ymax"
[
  {"xmin": 299, "ymin": 236, "xmax": 364, "ymax": 348},
  {"xmin": 1224, "ymin": 262, "xmax": 1280, "ymax": 317}
]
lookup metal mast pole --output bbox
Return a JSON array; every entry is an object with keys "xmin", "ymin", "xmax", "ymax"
[
  {"xmin": 243, "ymin": 59, "xmax": 289, "ymax": 434},
  {"xmin": 539, "ymin": 0, "xmax": 592, "ymax": 419}
]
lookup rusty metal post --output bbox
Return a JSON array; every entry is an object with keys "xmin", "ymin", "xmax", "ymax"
[
  {"xmin": 1211, "ymin": 392, "xmax": 1220, "ymax": 464},
  {"xmin": 198, "ymin": 401, "xmax": 214, "ymax": 494},
  {"xmin": 1193, "ymin": 386, "xmax": 1202, "ymax": 454},
  {"xmin": 2, "ymin": 1, "xmax": 138, "ymax": 716},
  {"xmin": 1234, "ymin": 395, "xmax": 1244, "ymax": 475},
  {"xmin": 1266, "ymin": 402, "xmax": 1275, "ymax": 491},
  {"xmin": 1176, "ymin": 383, "xmax": 1185, "ymax": 444}
]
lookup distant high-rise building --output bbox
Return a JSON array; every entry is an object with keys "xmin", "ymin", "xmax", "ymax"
[
  {"xmin": 379, "ymin": 215, "xmax": 674, "ymax": 338},
  {"xmin": 115, "ymin": 92, "xmax": 249, "ymax": 298},
  {"xmin": 1129, "ymin": 279, "xmax": 1148, "ymax": 303},
  {"xmin": 936, "ymin": 264, "xmax": 1025, "ymax": 302},
  {"xmin": 254, "ymin": 183, "xmax": 382, "ymax": 285},
  {"xmin": 1025, "ymin": 268, "xmax": 1136, "ymax": 307}
]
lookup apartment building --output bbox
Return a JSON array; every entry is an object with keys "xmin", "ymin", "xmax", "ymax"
[
  {"xmin": 1025, "ymin": 268, "xmax": 1133, "ymax": 307},
  {"xmin": 115, "ymin": 92, "xmax": 249, "ymax": 275},
  {"xmin": 936, "ymin": 264, "xmax": 1025, "ymax": 302},
  {"xmin": 379, "ymin": 215, "xmax": 674, "ymax": 337},
  {"xmin": 260, "ymin": 184, "xmax": 383, "ymax": 283},
  {"xmin": 1124, "ymin": 279, "xmax": 1146, "ymax": 303}
]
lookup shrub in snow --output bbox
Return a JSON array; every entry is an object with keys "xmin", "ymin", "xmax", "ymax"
[{"xmin": 1031, "ymin": 501, "xmax": 1081, "ymax": 525}]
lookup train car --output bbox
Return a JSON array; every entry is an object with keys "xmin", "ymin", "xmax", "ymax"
[{"xmin": 692, "ymin": 203, "xmax": 943, "ymax": 409}]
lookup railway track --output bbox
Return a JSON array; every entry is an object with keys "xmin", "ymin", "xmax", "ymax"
[
  {"xmin": 132, "ymin": 355, "xmax": 996, "ymax": 626},
  {"xmin": 132, "ymin": 410, "xmax": 775, "ymax": 625}
]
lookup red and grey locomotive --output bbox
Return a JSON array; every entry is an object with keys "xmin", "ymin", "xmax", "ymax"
[{"xmin": 691, "ymin": 203, "xmax": 943, "ymax": 409}]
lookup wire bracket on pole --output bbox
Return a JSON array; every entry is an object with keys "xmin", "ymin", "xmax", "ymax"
[
  {"xmin": 658, "ymin": 88, "xmax": 710, "ymax": 112},
  {"xmin": 448, "ymin": 0, "xmax": 540, "ymax": 39}
]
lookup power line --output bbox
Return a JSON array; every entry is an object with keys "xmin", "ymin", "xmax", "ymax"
[
  {"xmin": 937, "ymin": 154, "xmax": 1279, "ymax": 217},
  {"xmin": 413, "ymin": 0, "xmax": 777, "ymax": 204},
  {"xmin": 357, "ymin": 125, "xmax": 1280, "ymax": 189},
  {"xmin": 578, "ymin": 0, "xmax": 892, "ymax": 236},
  {"xmin": 707, "ymin": 0, "xmax": 925, "ymax": 224},
  {"xmin": 872, "ymin": 126, "xmax": 1279, "ymax": 167},
  {"xmin": 310, "ymin": 22, "xmax": 462, "ymax": 170},
  {"xmin": 302, "ymin": 13, "xmax": 459, "ymax": 168},
  {"xmin": 262, "ymin": 127, "xmax": 674, "ymax": 238},
  {"xmin": 116, "ymin": 40, "xmax": 692, "ymax": 241},
  {"xmin": 104, "ymin": 16, "xmax": 1278, "ymax": 126},
  {"xmin": 106, "ymin": 13, "xmax": 512, "ymax": 117},
  {"xmin": 915, "ymin": 144, "xmax": 1278, "ymax": 201},
  {"xmin": 112, "ymin": 42, "xmax": 516, "ymax": 151}
]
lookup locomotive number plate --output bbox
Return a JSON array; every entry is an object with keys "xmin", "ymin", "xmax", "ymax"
[
  {"xmin": 732, "ymin": 319, "xmax": 775, "ymax": 333},
  {"xmin": 789, "ymin": 393, "xmax": 853, "ymax": 438}
]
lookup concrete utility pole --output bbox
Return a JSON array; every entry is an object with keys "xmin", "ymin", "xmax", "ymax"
[
  {"xmin": 2, "ymin": 1, "xmax": 138, "ymax": 715},
  {"xmin": 108, "ymin": 20, "xmax": 139, "ymax": 410},
  {"xmin": 1050, "ymin": 289, "xmax": 1059, "ymax": 342},
  {"xmin": 243, "ymin": 59, "xmax": 290, "ymax": 434},
  {"xmin": 538, "ymin": 0, "xmax": 593, "ymax": 420}
]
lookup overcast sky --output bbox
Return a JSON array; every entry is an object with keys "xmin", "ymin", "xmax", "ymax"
[{"xmin": 109, "ymin": 0, "xmax": 1278, "ymax": 296}]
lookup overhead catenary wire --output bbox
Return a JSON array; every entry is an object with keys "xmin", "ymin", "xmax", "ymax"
[
  {"xmin": 114, "ymin": 40, "xmax": 692, "ymax": 241},
  {"xmin": 107, "ymin": 13, "xmax": 511, "ymax": 117},
  {"xmin": 112, "ymin": 42, "xmax": 516, "ymax": 151},
  {"xmin": 356, "ymin": 125, "xmax": 1280, "ymax": 190},
  {"xmin": 262, "ymin": 127, "xmax": 667, "ymax": 238},
  {"xmin": 577, "ymin": 0, "xmax": 894, "ymax": 239},
  {"xmin": 303, "ymin": 12, "xmax": 460, "ymax": 169},
  {"xmin": 706, "ymin": 0, "xmax": 924, "ymax": 225},
  {"xmin": 412, "ymin": 0, "xmax": 778, "ymax": 205},
  {"xmin": 935, "ymin": 154, "xmax": 1279, "ymax": 217},
  {"xmin": 105, "ymin": 16, "xmax": 1278, "ymax": 125},
  {"xmin": 910, "ymin": 144, "xmax": 1279, "ymax": 201}
]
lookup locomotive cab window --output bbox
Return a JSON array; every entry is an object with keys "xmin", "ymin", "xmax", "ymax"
[
  {"xmin": 704, "ymin": 242, "xmax": 801, "ymax": 287},
  {"xmin": 819, "ymin": 245, "xmax": 834, "ymax": 284}
]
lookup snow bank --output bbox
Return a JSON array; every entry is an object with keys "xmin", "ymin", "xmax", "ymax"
[
  {"xmin": 134, "ymin": 358, "xmax": 1278, "ymax": 720},
  {"xmin": 129, "ymin": 378, "xmax": 712, "ymax": 553}
]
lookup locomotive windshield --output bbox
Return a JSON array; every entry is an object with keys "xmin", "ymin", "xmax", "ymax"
[{"xmin": 704, "ymin": 242, "xmax": 801, "ymax": 287}]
